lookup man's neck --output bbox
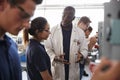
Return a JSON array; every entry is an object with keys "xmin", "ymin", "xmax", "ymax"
[
  {"xmin": 61, "ymin": 22, "xmax": 72, "ymax": 27},
  {"xmin": 0, "ymin": 28, "xmax": 5, "ymax": 40},
  {"xmin": 61, "ymin": 23, "xmax": 72, "ymax": 31}
]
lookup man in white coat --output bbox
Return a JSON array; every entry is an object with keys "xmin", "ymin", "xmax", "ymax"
[
  {"xmin": 77, "ymin": 16, "xmax": 92, "ymax": 80},
  {"xmin": 45, "ymin": 6, "xmax": 88, "ymax": 80}
]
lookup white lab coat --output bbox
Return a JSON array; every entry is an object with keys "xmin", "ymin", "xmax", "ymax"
[{"xmin": 45, "ymin": 24, "xmax": 88, "ymax": 80}]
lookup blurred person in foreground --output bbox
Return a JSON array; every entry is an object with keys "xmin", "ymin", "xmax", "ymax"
[
  {"xmin": 24, "ymin": 17, "xmax": 52, "ymax": 80},
  {"xmin": 0, "ymin": 0, "xmax": 42, "ymax": 80},
  {"xmin": 91, "ymin": 57, "xmax": 120, "ymax": 80},
  {"xmin": 45, "ymin": 6, "xmax": 88, "ymax": 80}
]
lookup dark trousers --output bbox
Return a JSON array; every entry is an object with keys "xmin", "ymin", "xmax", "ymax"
[{"xmin": 79, "ymin": 60, "xmax": 85, "ymax": 80}]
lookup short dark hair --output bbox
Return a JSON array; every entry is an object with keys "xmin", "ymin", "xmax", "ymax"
[
  {"xmin": 64, "ymin": 6, "xmax": 75, "ymax": 15},
  {"xmin": 28, "ymin": 17, "xmax": 48, "ymax": 35},
  {"xmin": 8, "ymin": 0, "xmax": 42, "ymax": 6},
  {"xmin": 79, "ymin": 16, "xmax": 91, "ymax": 24}
]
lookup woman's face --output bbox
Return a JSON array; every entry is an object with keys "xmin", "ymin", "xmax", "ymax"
[
  {"xmin": 37, "ymin": 23, "xmax": 50, "ymax": 40},
  {"xmin": 85, "ymin": 30, "xmax": 92, "ymax": 38}
]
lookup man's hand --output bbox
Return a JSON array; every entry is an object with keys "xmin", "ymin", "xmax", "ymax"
[
  {"xmin": 91, "ymin": 57, "xmax": 120, "ymax": 80},
  {"xmin": 54, "ymin": 54, "xmax": 70, "ymax": 64},
  {"xmin": 75, "ymin": 51, "xmax": 83, "ymax": 63}
]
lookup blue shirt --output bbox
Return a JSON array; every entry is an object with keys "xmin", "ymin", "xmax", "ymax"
[
  {"xmin": 26, "ymin": 39, "xmax": 52, "ymax": 80},
  {"xmin": 0, "ymin": 35, "xmax": 22, "ymax": 80}
]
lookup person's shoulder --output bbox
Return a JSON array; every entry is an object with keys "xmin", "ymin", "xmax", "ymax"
[
  {"xmin": 50, "ymin": 24, "xmax": 61, "ymax": 33},
  {"xmin": 5, "ymin": 35, "xmax": 19, "ymax": 56},
  {"xmin": 29, "ymin": 39, "xmax": 40, "ymax": 48},
  {"xmin": 74, "ymin": 26, "xmax": 84, "ymax": 34},
  {"xmin": 5, "ymin": 35, "xmax": 17, "ymax": 45},
  {"xmin": 28, "ymin": 43, "xmax": 42, "ymax": 53},
  {"xmin": 51, "ymin": 24, "xmax": 60, "ymax": 30}
]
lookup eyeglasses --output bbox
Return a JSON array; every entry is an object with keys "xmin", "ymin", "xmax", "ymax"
[{"xmin": 16, "ymin": 5, "xmax": 31, "ymax": 19}]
